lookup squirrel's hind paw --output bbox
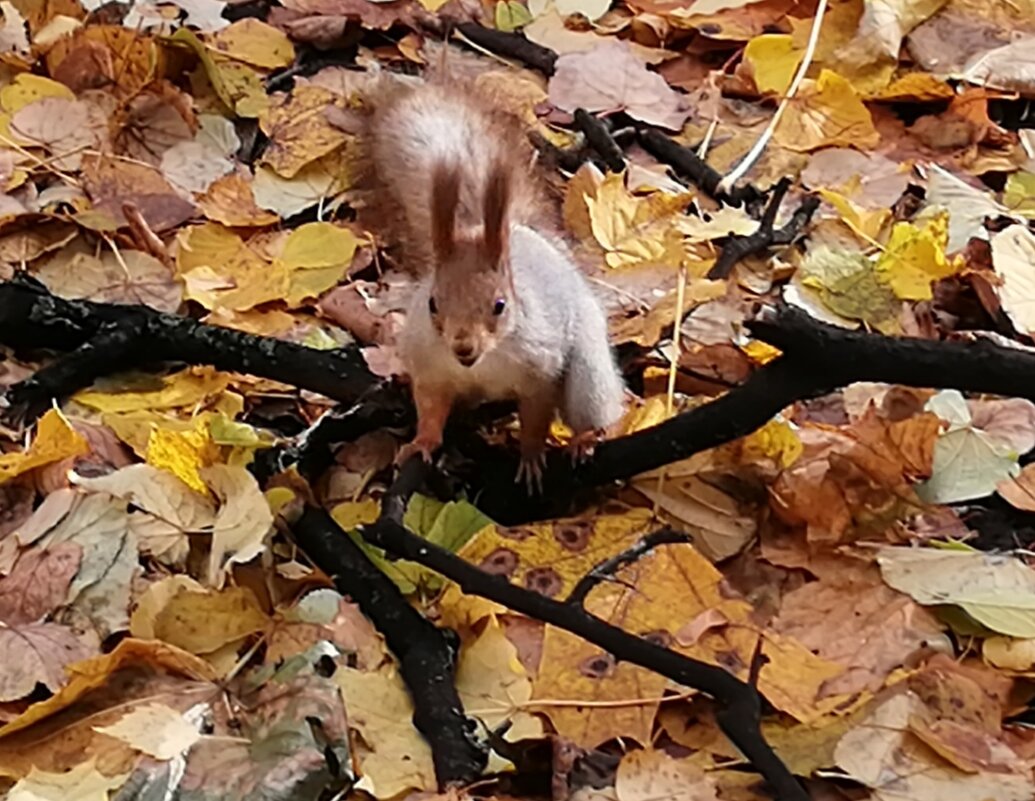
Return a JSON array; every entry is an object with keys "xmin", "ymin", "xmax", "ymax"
[{"xmin": 515, "ymin": 451, "xmax": 547, "ymax": 495}]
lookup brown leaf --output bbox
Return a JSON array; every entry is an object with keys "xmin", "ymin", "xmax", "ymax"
[
  {"xmin": 9, "ymin": 97, "xmax": 103, "ymax": 171},
  {"xmin": 114, "ymin": 83, "xmax": 196, "ymax": 165},
  {"xmin": 36, "ymin": 246, "xmax": 182, "ymax": 312},
  {"xmin": 0, "ymin": 482, "xmax": 34, "ymax": 540},
  {"xmin": 0, "ymin": 622, "xmax": 96, "ymax": 701},
  {"xmin": 772, "ymin": 573, "xmax": 948, "ymax": 697},
  {"xmin": 81, "ymin": 152, "xmax": 195, "ymax": 232},
  {"xmin": 997, "ymin": 463, "xmax": 1035, "ymax": 511},
  {"xmin": 278, "ymin": 0, "xmax": 423, "ymax": 30},
  {"xmin": 0, "ymin": 542, "xmax": 82, "ymax": 625},
  {"xmin": 198, "ymin": 170, "xmax": 279, "ymax": 227},
  {"xmin": 548, "ymin": 40, "xmax": 690, "ymax": 130}
]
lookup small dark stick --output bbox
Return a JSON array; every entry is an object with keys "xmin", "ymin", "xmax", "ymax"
[
  {"xmin": 573, "ymin": 109, "xmax": 626, "ymax": 173},
  {"xmin": 453, "ymin": 23, "xmax": 558, "ymax": 75}
]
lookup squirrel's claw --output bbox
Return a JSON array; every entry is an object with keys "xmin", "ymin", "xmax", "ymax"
[
  {"xmin": 396, "ymin": 436, "xmax": 441, "ymax": 467},
  {"xmin": 515, "ymin": 451, "xmax": 547, "ymax": 495},
  {"xmin": 569, "ymin": 429, "xmax": 603, "ymax": 465}
]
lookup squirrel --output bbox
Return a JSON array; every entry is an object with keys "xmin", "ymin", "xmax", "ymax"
[{"xmin": 366, "ymin": 79, "xmax": 626, "ymax": 490}]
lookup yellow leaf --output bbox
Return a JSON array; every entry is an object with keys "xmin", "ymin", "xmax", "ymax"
[
  {"xmin": 211, "ymin": 19, "xmax": 294, "ymax": 69},
  {"xmin": 741, "ymin": 418, "xmax": 803, "ymax": 468},
  {"xmin": 332, "ymin": 499, "xmax": 381, "ymax": 530},
  {"xmin": 199, "ymin": 171, "xmax": 280, "ymax": 227},
  {"xmin": 819, "ymin": 188, "xmax": 891, "ymax": 243},
  {"xmin": 146, "ymin": 418, "xmax": 218, "ymax": 495},
  {"xmin": 983, "ymin": 636, "xmax": 1035, "ymax": 672},
  {"xmin": 874, "ymin": 212, "xmax": 962, "ymax": 300},
  {"xmin": 153, "ymin": 585, "xmax": 269, "ymax": 655},
  {"xmin": 0, "ymin": 408, "xmax": 88, "ymax": 483},
  {"xmin": 1003, "ymin": 172, "xmax": 1035, "ymax": 219},
  {"xmin": 495, "ymin": 0, "xmax": 532, "ymax": 31},
  {"xmin": 259, "ymin": 84, "xmax": 350, "ymax": 179},
  {"xmin": 251, "ymin": 147, "xmax": 354, "ymax": 218},
  {"xmin": 743, "ymin": 34, "xmax": 802, "ymax": 95},
  {"xmin": 562, "ymin": 162, "xmax": 603, "ymax": 242},
  {"xmin": 868, "ymin": 72, "xmax": 955, "ymax": 102},
  {"xmin": 75, "ymin": 367, "xmax": 231, "ymax": 413},
  {"xmin": 417, "ymin": 0, "xmax": 450, "ymax": 11},
  {"xmin": 799, "ymin": 246, "xmax": 901, "ymax": 333},
  {"xmin": 171, "ymin": 28, "xmax": 268, "ymax": 118},
  {"xmin": 776, "ymin": 69, "xmax": 879, "ymax": 152},
  {"xmin": 741, "ymin": 340, "xmax": 782, "ymax": 364},
  {"xmin": 336, "ymin": 665, "xmax": 436, "ymax": 797},
  {"xmin": 177, "ymin": 223, "xmax": 288, "ymax": 311},
  {"xmin": 0, "ymin": 73, "xmax": 73, "ymax": 112},
  {"xmin": 8, "ymin": 758, "xmax": 128, "ymax": 801},
  {"xmin": 585, "ymin": 173, "xmax": 689, "ymax": 269},
  {"xmin": 280, "ymin": 221, "xmax": 358, "ymax": 268},
  {"xmin": 455, "ymin": 620, "xmax": 543, "ymax": 771}
]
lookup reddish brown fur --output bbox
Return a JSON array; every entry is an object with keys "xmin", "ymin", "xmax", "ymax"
[{"xmin": 362, "ymin": 69, "xmax": 552, "ymax": 277}]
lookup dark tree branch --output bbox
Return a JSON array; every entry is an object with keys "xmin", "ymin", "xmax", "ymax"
[
  {"xmin": 357, "ymin": 462, "xmax": 808, "ymax": 801},
  {"xmin": 573, "ymin": 109, "xmax": 626, "ymax": 173},
  {"xmin": 566, "ymin": 529, "xmax": 691, "ymax": 607},
  {"xmin": 250, "ymin": 385, "xmax": 411, "ymax": 484},
  {"xmin": 639, "ymin": 129, "xmax": 761, "ymax": 206},
  {"xmin": 453, "ymin": 24, "xmax": 558, "ymax": 75},
  {"xmin": 528, "ymin": 130, "xmax": 591, "ymax": 174},
  {"xmin": 466, "ymin": 305, "xmax": 1035, "ymax": 521},
  {"xmin": 708, "ymin": 180, "xmax": 820, "ymax": 280},
  {"xmin": 0, "ymin": 276, "xmax": 378, "ymax": 423},
  {"xmin": 290, "ymin": 504, "xmax": 487, "ymax": 786}
]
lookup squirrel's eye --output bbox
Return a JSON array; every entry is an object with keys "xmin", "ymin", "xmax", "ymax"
[
  {"xmin": 428, "ymin": 297, "xmax": 438, "ymax": 315},
  {"xmin": 493, "ymin": 298, "xmax": 506, "ymax": 315}
]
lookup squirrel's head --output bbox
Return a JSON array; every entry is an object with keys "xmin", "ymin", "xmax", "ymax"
[{"xmin": 427, "ymin": 161, "xmax": 515, "ymax": 368}]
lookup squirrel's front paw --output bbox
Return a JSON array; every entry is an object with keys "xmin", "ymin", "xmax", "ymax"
[
  {"xmin": 396, "ymin": 436, "xmax": 441, "ymax": 466},
  {"xmin": 515, "ymin": 450, "xmax": 547, "ymax": 495}
]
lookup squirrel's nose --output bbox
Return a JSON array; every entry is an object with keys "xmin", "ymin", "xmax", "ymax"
[{"xmin": 453, "ymin": 342, "xmax": 477, "ymax": 366}]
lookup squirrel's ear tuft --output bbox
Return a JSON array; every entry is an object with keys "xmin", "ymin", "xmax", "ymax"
[
  {"xmin": 431, "ymin": 163, "xmax": 461, "ymax": 260},
  {"xmin": 483, "ymin": 160, "xmax": 511, "ymax": 270}
]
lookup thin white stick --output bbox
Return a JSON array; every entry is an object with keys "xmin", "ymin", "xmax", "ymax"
[
  {"xmin": 717, "ymin": 0, "xmax": 829, "ymax": 195},
  {"xmin": 652, "ymin": 264, "xmax": 687, "ymax": 515}
]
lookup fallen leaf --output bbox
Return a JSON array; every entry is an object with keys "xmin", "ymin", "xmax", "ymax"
[
  {"xmin": 990, "ymin": 224, "xmax": 1035, "ymax": 337},
  {"xmin": 336, "ymin": 665, "xmax": 436, "ymax": 798},
  {"xmin": 835, "ymin": 692, "xmax": 1031, "ymax": 801},
  {"xmin": 7, "ymin": 758, "xmax": 128, "ymax": 801},
  {"xmin": 615, "ymin": 749, "xmax": 719, "ymax": 801},
  {"xmin": 0, "ymin": 542, "xmax": 81, "ymax": 625},
  {"xmin": 0, "ymin": 622, "xmax": 96, "ymax": 701},
  {"xmin": 775, "ymin": 69, "xmax": 880, "ymax": 151},
  {"xmin": 92, "ymin": 702, "xmax": 202, "ymax": 760},
  {"xmin": 211, "ymin": 18, "xmax": 294, "ymax": 68},
  {"xmin": 36, "ymin": 246, "xmax": 182, "ymax": 312},
  {"xmin": 153, "ymin": 584, "xmax": 269, "ymax": 655},
  {"xmin": 204, "ymin": 464, "xmax": 273, "ymax": 585},
  {"xmin": 259, "ymin": 84, "xmax": 350, "ymax": 178},
  {"xmin": 455, "ymin": 619, "xmax": 544, "ymax": 771},
  {"xmin": 548, "ymin": 41, "xmax": 690, "ymax": 130},
  {"xmin": 0, "ymin": 409, "xmax": 88, "ymax": 484},
  {"xmin": 878, "ymin": 546, "xmax": 1035, "ymax": 637},
  {"xmin": 742, "ymin": 33, "xmax": 802, "ymax": 95}
]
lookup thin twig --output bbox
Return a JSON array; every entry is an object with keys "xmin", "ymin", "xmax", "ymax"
[{"xmin": 717, "ymin": 0, "xmax": 829, "ymax": 194}]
